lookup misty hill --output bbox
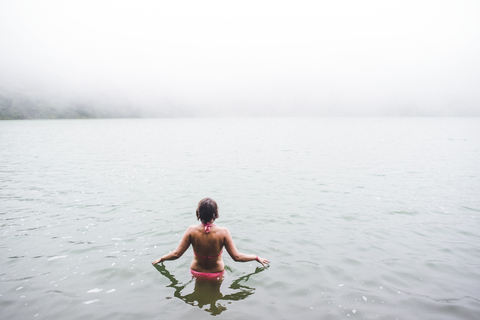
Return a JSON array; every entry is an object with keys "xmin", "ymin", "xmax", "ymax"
[{"xmin": 0, "ymin": 90, "xmax": 142, "ymax": 120}]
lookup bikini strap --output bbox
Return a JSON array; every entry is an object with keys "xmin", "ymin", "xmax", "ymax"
[{"xmin": 202, "ymin": 222, "xmax": 215, "ymax": 234}]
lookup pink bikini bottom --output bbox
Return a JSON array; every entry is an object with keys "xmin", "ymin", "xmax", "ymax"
[{"xmin": 190, "ymin": 269, "xmax": 225, "ymax": 281}]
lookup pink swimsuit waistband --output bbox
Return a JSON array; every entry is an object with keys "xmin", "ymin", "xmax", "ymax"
[{"xmin": 190, "ymin": 269, "xmax": 225, "ymax": 280}]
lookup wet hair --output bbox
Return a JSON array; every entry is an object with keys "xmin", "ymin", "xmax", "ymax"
[{"xmin": 196, "ymin": 198, "xmax": 219, "ymax": 224}]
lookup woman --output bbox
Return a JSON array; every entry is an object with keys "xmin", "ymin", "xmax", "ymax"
[{"xmin": 152, "ymin": 198, "xmax": 269, "ymax": 280}]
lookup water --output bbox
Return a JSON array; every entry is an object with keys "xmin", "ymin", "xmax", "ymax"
[{"xmin": 1, "ymin": 117, "xmax": 479, "ymax": 319}]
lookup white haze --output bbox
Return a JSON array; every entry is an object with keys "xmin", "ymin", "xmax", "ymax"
[{"xmin": 0, "ymin": 0, "xmax": 479, "ymax": 116}]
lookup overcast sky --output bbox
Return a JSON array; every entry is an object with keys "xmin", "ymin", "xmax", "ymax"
[{"xmin": 1, "ymin": 0, "xmax": 479, "ymax": 116}]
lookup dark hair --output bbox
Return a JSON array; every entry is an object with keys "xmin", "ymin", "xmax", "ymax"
[{"xmin": 196, "ymin": 198, "xmax": 219, "ymax": 223}]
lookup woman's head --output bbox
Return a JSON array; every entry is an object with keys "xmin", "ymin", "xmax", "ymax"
[{"xmin": 196, "ymin": 198, "xmax": 219, "ymax": 224}]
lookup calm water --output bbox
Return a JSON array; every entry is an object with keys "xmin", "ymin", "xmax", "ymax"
[{"xmin": 1, "ymin": 117, "xmax": 479, "ymax": 319}]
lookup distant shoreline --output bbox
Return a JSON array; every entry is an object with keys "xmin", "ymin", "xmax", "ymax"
[{"xmin": 0, "ymin": 93, "xmax": 141, "ymax": 120}]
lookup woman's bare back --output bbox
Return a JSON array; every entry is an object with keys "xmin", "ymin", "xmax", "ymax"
[{"xmin": 189, "ymin": 224, "xmax": 226, "ymax": 273}]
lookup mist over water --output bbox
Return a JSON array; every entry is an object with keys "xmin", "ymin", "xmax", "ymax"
[
  {"xmin": 1, "ymin": 0, "xmax": 480, "ymax": 117},
  {"xmin": 1, "ymin": 118, "xmax": 480, "ymax": 319}
]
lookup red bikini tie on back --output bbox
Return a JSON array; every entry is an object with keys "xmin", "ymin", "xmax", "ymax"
[{"xmin": 203, "ymin": 222, "xmax": 214, "ymax": 234}]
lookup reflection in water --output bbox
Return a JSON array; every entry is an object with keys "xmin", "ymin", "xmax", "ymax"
[{"xmin": 154, "ymin": 264, "xmax": 266, "ymax": 315}]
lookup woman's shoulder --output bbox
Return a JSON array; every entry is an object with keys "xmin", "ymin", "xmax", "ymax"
[
  {"xmin": 185, "ymin": 223, "xmax": 229, "ymax": 235},
  {"xmin": 213, "ymin": 225, "xmax": 230, "ymax": 234},
  {"xmin": 186, "ymin": 224, "xmax": 201, "ymax": 233}
]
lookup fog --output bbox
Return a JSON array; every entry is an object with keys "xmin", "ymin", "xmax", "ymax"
[{"xmin": 1, "ymin": 0, "xmax": 479, "ymax": 117}]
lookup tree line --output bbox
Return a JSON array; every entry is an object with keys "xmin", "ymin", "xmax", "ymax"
[{"xmin": 0, "ymin": 92, "xmax": 140, "ymax": 120}]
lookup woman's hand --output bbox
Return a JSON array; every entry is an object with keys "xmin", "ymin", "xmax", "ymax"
[
  {"xmin": 152, "ymin": 257, "xmax": 163, "ymax": 265},
  {"xmin": 256, "ymin": 256, "xmax": 270, "ymax": 267}
]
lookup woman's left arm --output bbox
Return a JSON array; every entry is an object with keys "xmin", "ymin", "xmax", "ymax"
[
  {"xmin": 224, "ymin": 228, "xmax": 269, "ymax": 267},
  {"xmin": 152, "ymin": 227, "xmax": 192, "ymax": 265}
]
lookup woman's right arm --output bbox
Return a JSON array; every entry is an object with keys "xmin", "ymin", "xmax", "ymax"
[
  {"xmin": 224, "ymin": 228, "xmax": 269, "ymax": 267},
  {"xmin": 152, "ymin": 227, "xmax": 192, "ymax": 265}
]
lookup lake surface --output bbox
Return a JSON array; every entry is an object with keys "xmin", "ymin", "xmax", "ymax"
[{"xmin": 1, "ymin": 117, "xmax": 479, "ymax": 319}]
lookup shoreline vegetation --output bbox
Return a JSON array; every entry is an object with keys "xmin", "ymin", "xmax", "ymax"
[
  {"xmin": 3, "ymin": 89, "xmax": 479, "ymax": 120},
  {"xmin": 0, "ymin": 92, "xmax": 141, "ymax": 120}
]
